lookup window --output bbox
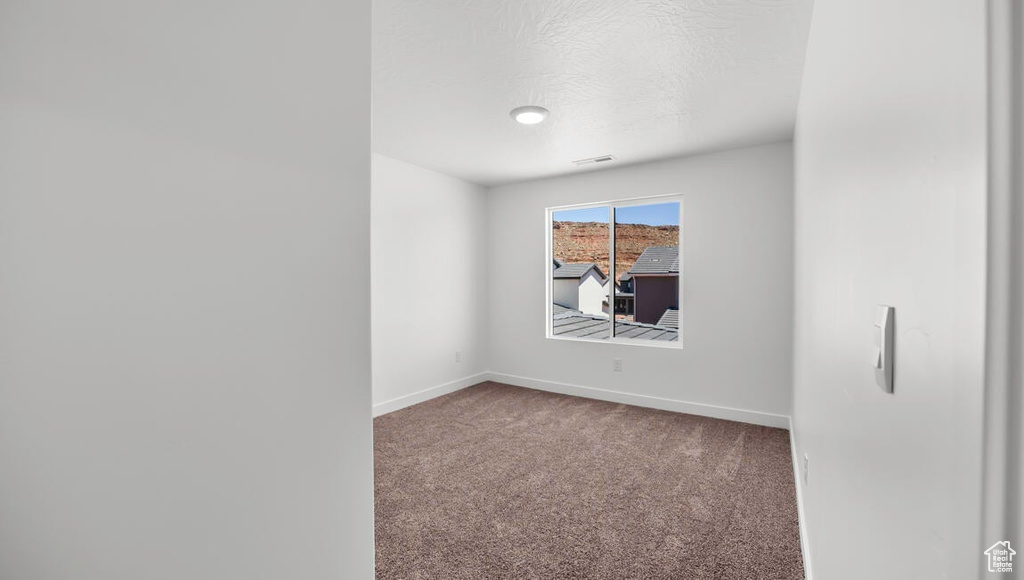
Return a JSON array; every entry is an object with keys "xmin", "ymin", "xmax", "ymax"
[{"xmin": 547, "ymin": 196, "xmax": 682, "ymax": 346}]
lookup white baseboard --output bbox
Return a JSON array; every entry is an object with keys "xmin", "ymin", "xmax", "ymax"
[
  {"xmin": 372, "ymin": 372, "xmax": 488, "ymax": 417},
  {"xmin": 483, "ymin": 371, "xmax": 790, "ymax": 429},
  {"xmin": 789, "ymin": 419, "xmax": 813, "ymax": 580}
]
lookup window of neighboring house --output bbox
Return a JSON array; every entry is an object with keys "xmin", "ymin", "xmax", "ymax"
[{"xmin": 547, "ymin": 196, "xmax": 682, "ymax": 346}]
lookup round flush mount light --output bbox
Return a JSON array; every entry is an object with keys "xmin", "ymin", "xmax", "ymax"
[{"xmin": 510, "ymin": 105, "xmax": 549, "ymax": 125}]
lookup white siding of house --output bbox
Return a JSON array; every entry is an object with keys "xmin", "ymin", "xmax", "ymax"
[
  {"xmin": 577, "ymin": 270, "xmax": 607, "ymax": 316},
  {"xmin": 552, "ymin": 278, "xmax": 580, "ymax": 310}
]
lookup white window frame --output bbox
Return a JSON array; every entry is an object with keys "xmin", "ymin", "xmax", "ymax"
[{"xmin": 545, "ymin": 193, "xmax": 683, "ymax": 349}]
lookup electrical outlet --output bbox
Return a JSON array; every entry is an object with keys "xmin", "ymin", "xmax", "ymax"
[
  {"xmin": 455, "ymin": 350, "xmax": 462, "ymax": 363},
  {"xmin": 802, "ymin": 453, "xmax": 810, "ymax": 486},
  {"xmin": 613, "ymin": 358, "xmax": 622, "ymax": 372}
]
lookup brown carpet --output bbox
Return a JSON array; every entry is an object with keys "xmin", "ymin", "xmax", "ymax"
[{"xmin": 374, "ymin": 382, "xmax": 804, "ymax": 580}]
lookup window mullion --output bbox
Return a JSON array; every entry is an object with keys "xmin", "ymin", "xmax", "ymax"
[{"xmin": 608, "ymin": 205, "xmax": 615, "ymax": 340}]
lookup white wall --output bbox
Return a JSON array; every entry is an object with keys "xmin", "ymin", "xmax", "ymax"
[
  {"xmin": 792, "ymin": 0, "xmax": 987, "ymax": 578},
  {"xmin": 0, "ymin": 2, "xmax": 373, "ymax": 579},
  {"xmin": 487, "ymin": 142, "xmax": 795, "ymax": 422},
  {"xmin": 371, "ymin": 154, "xmax": 487, "ymax": 412}
]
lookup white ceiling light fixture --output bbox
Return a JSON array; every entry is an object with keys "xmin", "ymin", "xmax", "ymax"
[{"xmin": 510, "ymin": 105, "xmax": 549, "ymax": 125}]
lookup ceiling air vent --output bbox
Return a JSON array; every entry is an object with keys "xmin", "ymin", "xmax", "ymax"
[{"xmin": 572, "ymin": 155, "xmax": 615, "ymax": 167}]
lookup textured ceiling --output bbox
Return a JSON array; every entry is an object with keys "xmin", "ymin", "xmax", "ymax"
[{"xmin": 373, "ymin": 0, "xmax": 814, "ymax": 186}]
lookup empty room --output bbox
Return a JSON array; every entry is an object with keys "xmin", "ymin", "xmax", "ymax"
[{"xmin": 1, "ymin": 1, "xmax": 1022, "ymax": 580}]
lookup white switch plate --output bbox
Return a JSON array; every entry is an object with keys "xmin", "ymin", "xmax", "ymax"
[
  {"xmin": 455, "ymin": 350, "xmax": 462, "ymax": 363},
  {"xmin": 613, "ymin": 358, "xmax": 622, "ymax": 372},
  {"xmin": 802, "ymin": 453, "xmax": 809, "ymax": 486},
  {"xmin": 873, "ymin": 306, "xmax": 895, "ymax": 393}
]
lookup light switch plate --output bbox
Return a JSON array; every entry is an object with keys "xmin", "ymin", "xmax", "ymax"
[{"xmin": 874, "ymin": 305, "xmax": 895, "ymax": 393}]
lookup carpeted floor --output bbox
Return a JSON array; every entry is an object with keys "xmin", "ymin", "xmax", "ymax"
[{"xmin": 373, "ymin": 382, "xmax": 804, "ymax": 579}]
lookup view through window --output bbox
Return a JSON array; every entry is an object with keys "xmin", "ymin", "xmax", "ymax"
[{"xmin": 549, "ymin": 198, "xmax": 681, "ymax": 344}]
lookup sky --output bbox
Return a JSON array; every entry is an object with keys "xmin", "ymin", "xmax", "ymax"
[{"xmin": 553, "ymin": 202, "xmax": 679, "ymax": 226}]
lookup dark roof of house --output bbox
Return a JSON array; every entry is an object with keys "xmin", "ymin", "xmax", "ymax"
[
  {"xmin": 552, "ymin": 306, "xmax": 678, "ymax": 341},
  {"xmin": 612, "ymin": 319, "xmax": 678, "ymax": 341},
  {"xmin": 553, "ymin": 262, "xmax": 607, "ymax": 280},
  {"xmin": 657, "ymin": 307, "xmax": 679, "ymax": 329},
  {"xmin": 552, "ymin": 303, "xmax": 574, "ymax": 315},
  {"xmin": 627, "ymin": 246, "xmax": 679, "ymax": 275}
]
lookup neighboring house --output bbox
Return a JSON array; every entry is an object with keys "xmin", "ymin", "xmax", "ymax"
[
  {"xmin": 625, "ymin": 246, "xmax": 679, "ymax": 325},
  {"xmin": 614, "ymin": 272, "xmax": 634, "ymax": 315},
  {"xmin": 601, "ymin": 279, "xmax": 613, "ymax": 315},
  {"xmin": 552, "ymin": 261, "xmax": 608, "ymax": 316}
]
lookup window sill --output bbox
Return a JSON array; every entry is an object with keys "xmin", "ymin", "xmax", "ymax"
[{"xmin": 545, "ymin": 334, "xmax": 684, "ymax": 350}]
